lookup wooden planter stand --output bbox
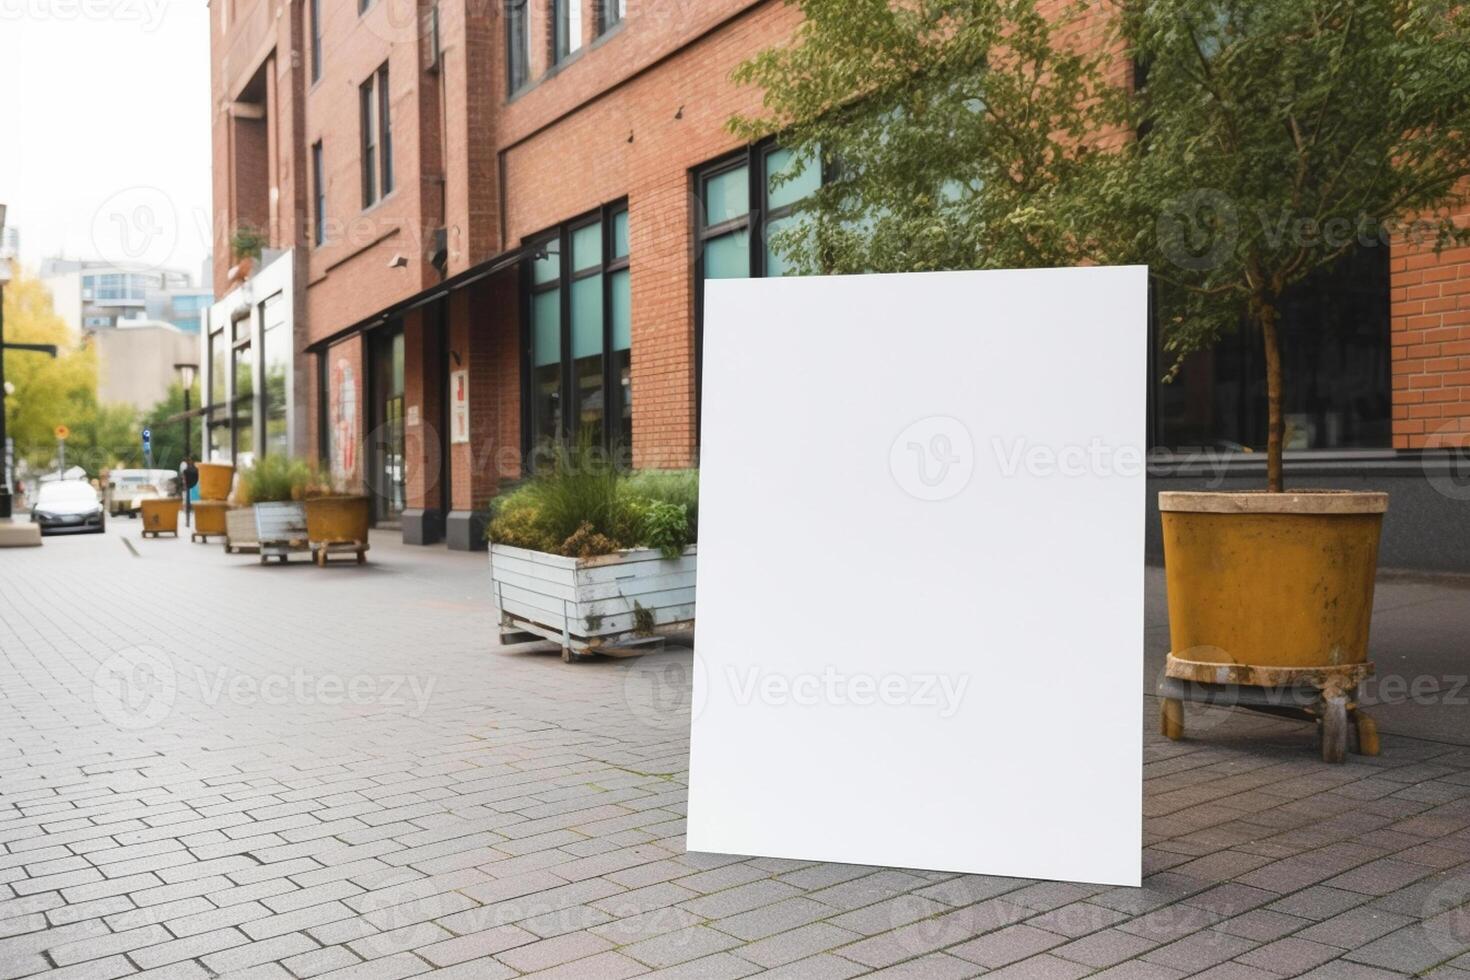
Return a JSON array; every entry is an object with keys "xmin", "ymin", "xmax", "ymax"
[
  {"xmin": 490, "ymin": 544, "xmax": 696, "ymax": 663},
  {"xmin": 1158, "ymin": 654, "xmax": 1379, "ymax": 764}
]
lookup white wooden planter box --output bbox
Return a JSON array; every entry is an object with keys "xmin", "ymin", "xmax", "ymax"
[
  {"xmin": 254, "ymin": 501, "xmax": 310, "ymax": 564},
  {"xmin": 489, "ymin": 543, "xmax": 696, "ymax": 660},
  {"xmin": 224, "ymin": 505, "xmax": 259, "ymax": 554}
]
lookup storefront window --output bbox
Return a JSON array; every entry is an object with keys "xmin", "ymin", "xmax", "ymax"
[
  {"xmin": 1152, "ymin": 245, "xmax": 1391, "ymax": 452},
  {"xmin": 262, "ymin": 294, "xmax": 290, "ymax": 458},
  {"xmin": 524, "ymin": 202, "xmax": 631, "ymax": 466},
  {"xmin": 694, "ymin": 143, "xmax": 821, "ymax": 423}
]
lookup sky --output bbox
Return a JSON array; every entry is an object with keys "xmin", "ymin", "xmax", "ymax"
[{"xmin": 0, "ymin": 0, "xmax": 213, "ymax": 284}]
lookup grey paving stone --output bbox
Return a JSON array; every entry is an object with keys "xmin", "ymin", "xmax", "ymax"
[
  {"xmin": 1296, "ymin": 907, "xmax": 1416, "ymax": 948},
  {"xmin": 948, "ymin": 923, "xmax": 1069, "ymax": 968},
  {"xmin": 6, "ymin": 538, "xmax": 1470, "ymax": 980},
  {"xmin": 1051, "ymin": 926, "xmax": 1159, "ymax": 968},
  {"xmin": 1234, "ymin": 935, "xmax": 1344, "ymax": 974}
]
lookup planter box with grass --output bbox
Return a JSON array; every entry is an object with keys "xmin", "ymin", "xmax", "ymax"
[
  {"xmin": 490, "ymin": 544, "xmax": 697, "ymax": 660},
  {"xmin": 486, "ymin": 451, "xmax": 699, "ymax": 662}
]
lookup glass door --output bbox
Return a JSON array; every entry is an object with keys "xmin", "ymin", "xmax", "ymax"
[{"xmin": 370, "ymin": 325, "xmax": 406, "ymax": 524}]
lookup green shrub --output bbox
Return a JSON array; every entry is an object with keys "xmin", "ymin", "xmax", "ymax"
[
  {"xmin": 485, "ymin": 443, "xmax": 698, "ymax": 559},
  {"xmin": 241, "ymin": 455, "xmax": 312, "ymax": 503}
]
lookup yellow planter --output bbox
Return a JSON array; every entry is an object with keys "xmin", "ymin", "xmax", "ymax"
[
  {"xmin": 305, "ymin": 495, "xmax": 371, "ymax": 565},
  {"xmin": 196, "ymin": 463, "xmax": 235, "ymax": 502},
  {"xmin": 140, "ymin": 497, "xmax": 182, "ymax": 537},
  {"xmin": 192, "ymin": 500, "xmax": 229, "ymax": 542},
  {"xmin": 1160, "ymin": 491, "xmax": 1387, "ymax": 670}
]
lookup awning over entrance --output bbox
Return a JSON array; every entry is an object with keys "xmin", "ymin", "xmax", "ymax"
[{"xmin": 305, "ymin": 242, "xmax": 533, "ymax": 353}]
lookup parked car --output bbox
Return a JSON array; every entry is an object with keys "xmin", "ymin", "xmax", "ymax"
[
  {"xmin": 105, "ymin": 469, "xmax": 178, "ymax": 517},
  {"xmin": 31, "ymin": 480, "xmax": 106, "ymax": 534}
]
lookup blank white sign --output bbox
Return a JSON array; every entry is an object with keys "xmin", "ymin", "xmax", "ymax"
[{"xmin": 689, "ymin": 267, "xmax": 1147, "ymax": 887}]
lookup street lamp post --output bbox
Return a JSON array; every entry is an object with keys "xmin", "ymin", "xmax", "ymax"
[{"xmin": 174, "ymin": 362, "xmax": 198, "ymax": 528}]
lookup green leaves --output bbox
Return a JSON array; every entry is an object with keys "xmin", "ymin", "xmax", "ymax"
[{"xmin": 731, "ymin": 0, "xmax": 1121, "ymax": 278}]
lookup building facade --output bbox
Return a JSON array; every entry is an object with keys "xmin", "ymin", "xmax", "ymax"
[
  {"xmin": 39, "ymin": 259, "xmax": 198, "ymax": 332},
  {"xmin": 208, "ymin": 0, "xmax": 1470, "ymax": 568}
]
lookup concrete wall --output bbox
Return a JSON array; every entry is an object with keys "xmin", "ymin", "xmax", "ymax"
[{"xmin": 93, "ymin": 324, "xmax": 197, "ymax": 410}]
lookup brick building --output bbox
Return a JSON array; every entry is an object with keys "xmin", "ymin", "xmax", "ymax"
[{"xmin": 206, "ymin": 0, "xmax": 1470, "ymax": 568}]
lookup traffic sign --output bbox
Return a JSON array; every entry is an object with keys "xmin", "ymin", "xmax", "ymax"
[
  {"xmin": 142, "ymin": 428, "xmax": 152, "ymax": 443},
  {"xmin": 54, "ymin": 424, "xmax": 69, "ymax": 441}
]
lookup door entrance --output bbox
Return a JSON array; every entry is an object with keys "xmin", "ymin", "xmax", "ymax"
[{"xmin": 370, "ymin": 325, "xmax": 406, "ymax": 524}]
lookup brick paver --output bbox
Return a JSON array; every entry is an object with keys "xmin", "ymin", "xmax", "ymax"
[{"xmin": 1, "ymin": 529, "xmax": 1467, "ymax": 977}]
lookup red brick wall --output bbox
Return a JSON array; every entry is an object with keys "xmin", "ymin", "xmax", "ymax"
[
  {"xmin": 1390, "ymin": 213, "xmax": 1470, "ymax": 449},
  {"xmin": 499, "ymin": 0, "xmax": 801, "ymax": 468}
]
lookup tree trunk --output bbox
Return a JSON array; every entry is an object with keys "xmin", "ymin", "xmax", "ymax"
[{"xmin": 1256, "ymin": 297, "xmax": 1285, "ymax": 493}]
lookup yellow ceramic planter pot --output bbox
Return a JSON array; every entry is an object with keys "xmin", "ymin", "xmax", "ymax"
[
  {"xmin": 305, "ymin": 496, "xmax": 371, "ymax": 543},
  {"xmin": 196, "ymin": 463, "xmax": 235, "ymax": 501},
  {"xmin": 140, "ymin": 497, "xmax": 182, "ymax": 537},
  {"xmin": 1160, "ymin": 491, "xmax": 1387, "ymax": 670}
]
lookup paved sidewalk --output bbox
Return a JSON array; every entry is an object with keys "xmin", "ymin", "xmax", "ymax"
[{"xmin": 0, "ymin": 526, "xmax": 1467, "ymax": 979}]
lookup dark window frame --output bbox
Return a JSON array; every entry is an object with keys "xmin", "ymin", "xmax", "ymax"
[
  {"xmin": 360, "ymin": 74, "xmax": 377, "ymax": 207},
  {"xmin": 311, "ymin": 140, "xmax": 326, "ymax": 246},
  {"xmin": 359, "ymin": 63, "xmax": 392, "ymax": 208},
  {"xmin": 378, "ymin": 64, "xmax": 393, "ymax": 196},
  {"xmin": 599, "ymin": 0, "xmax": 624, "ymax": 33},
  {"xmin": 506, "ymin": 0, "xmax": 530, "ymax": 93},
  {"xmin": 553, "ymin": 0, "xmax": 582, "ymax": 64},
  {"xmin": 310, "ymin": 0, "xmax": 322, "ymax": 82},
  {"xmin": 519, "ymin": 199, "xmax": 632, "ymax": 467}
]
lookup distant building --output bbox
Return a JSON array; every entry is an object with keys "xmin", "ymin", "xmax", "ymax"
[
  {"xmin": 39, "ymin": 258, "xmax": 200, "ymax": 332},
  {"xmin": 0, "ymin": 227, "xmax": 18, "ymax": 263},
  {"xmin": 90, "ymin": 320, "xmax": 199, "ymax": 410},
  {"xmin": 141, "ymin": 287, "xmax": 213, "ymax": 333}
]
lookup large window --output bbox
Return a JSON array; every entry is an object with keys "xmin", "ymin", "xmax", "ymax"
[
  {"xmin": 694, "ymin": 144, "xmax": 820, "ymax": 409},
  {"xmin": 262, "ymin": 295, "xmax": 290, "ymax": 459},
  {"xmin": 554, "ymin": 0, "xmax": 583, "ymax": 63},
  {"xmin": 312, "ymin": 141, "xmax": 326, "ymax": 246},
  {"xmin": 525, "ymin": 202, "xmax": 632, "ymax": 466},
  {"xmin": 360, "ymin": 64, "xmax": 392, "ymax": 207},
  {"xmin": 507, "ymin": 0, "xmax": 529, "ymax": 93},
  {"xmin": 231, "ymin": 314, "xmax": 255, "ymax": 465},
  {"xmin": 208, "ymin": 326, "xmax": 228, "ymax": 461},
  {"xmin": 1152, "ymin": 246, "xmax": 1392, "ymax": 453}
]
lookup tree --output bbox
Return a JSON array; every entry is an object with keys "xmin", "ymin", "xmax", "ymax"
[
  {"xmin": 735, "ymin": 0, "xmax": 1470, "ymax": 491},
  {"xmin": 137, "ymin": 382, "xmax": 201, "ymax": 472},
  {"xmin": 1, "ymin": 271, "xmax": 116, "ymax": 472},
  {"xmin": 1116, "ymin": 0, "xmax": 1470, "ymax": 490},
  {"xmin": 729, "ymin": 0, "xmax": 1120, "ymax": 277}
]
